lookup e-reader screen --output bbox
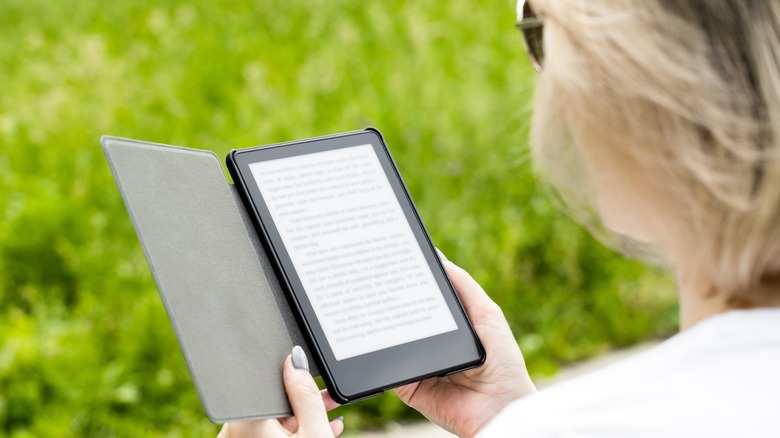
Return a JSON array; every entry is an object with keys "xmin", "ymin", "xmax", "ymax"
[{"xmin": 248, "ymin": 144, "xmax": 458, "ymax": 360}]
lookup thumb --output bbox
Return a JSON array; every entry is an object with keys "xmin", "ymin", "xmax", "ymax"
[
  {"xmin": 443, "ymin": 260, "xmax": 502, "ymax": 322},
  {"xmin": 284, "ymin": 346, "xmax": 331, "ymax": 434}
]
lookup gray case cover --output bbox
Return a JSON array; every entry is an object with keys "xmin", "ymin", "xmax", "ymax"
[{"xmin": 101, "ymin": 136, "xmax": 320, "ymax": 423}]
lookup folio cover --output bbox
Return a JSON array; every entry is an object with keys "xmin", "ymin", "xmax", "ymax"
[{"xmin": 101, "ymin": 136, "xmax": 320, "ymax": 423}]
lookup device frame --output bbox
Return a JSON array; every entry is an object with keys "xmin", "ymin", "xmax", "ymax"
[{"xmin": 227, "ymin": 128, "xmax": 485, "ymax": 404}]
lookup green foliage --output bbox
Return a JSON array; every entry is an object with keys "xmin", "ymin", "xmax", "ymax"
[{"xmin": 0, "ymin": 0, "xmax": 678, "ymax": 435}]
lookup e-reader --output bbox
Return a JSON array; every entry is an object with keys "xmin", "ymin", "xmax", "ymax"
[{"xmin": 226, "ymin": 128, "xmax": 485, "ymax": 404}]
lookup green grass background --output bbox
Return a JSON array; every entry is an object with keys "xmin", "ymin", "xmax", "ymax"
[{"xmin": 0, "ymin": 0, "xmax": 678, "ymax": 435}]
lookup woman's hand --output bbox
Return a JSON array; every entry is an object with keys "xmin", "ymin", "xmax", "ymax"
[
  {"xmin": 394, "ymin": 260, "xmax": 537, "ymax": 438},
  {"xmin": 218, "ymin": 346, "xmax": 344, "ymax": 438}
]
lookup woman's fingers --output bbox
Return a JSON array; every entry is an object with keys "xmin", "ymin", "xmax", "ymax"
[
  {"xmin": 393, "ymin": 380, "xmax": 424, "ymax": 407},
  {"xmin": 277, "ymin": 415, "xmax": 298, "ymax": 433},
  {"xmin": 329, "ymin": 416, "xmax": 345, "ymax": 437},
  {"xmin": 277, "ymin": 353, "xmax": 341, "ymax": 435},
  {"xmin": 321, "ymin": 389, "xmax": 342, "ymax": 411},
  {"xmin": 283, "ymin": 346, "xmax": 332, "ymax": 434},
  {"xmin": 443, "ymin": 261, "xmax": 502, "ymax": 322},
  {"xmin": 220, "ymin": 350, "xmax": 343, "ymax": 438},
  {"xmin": 218, "ymin": 419, "xmax": 290, "ymax": 437},
  {"xmin": 278, "ymin": 414, "xmax": 343, "ymax": 436}
]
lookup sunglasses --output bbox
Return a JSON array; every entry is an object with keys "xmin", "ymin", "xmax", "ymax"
[{"xmin": 516, "ymin": 0, "xmax": 544, "ymax": 72}]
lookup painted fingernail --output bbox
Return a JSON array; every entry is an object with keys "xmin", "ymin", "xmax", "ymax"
[
  {"xmin": 435, "ymin": 247, "xmax": 449, "ymax": 262},
  {"xmin": 291, "ymin": 345, "xmax": 309, "ymax": 372}
]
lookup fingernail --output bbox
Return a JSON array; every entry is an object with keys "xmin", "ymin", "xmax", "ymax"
[
  {"xmin": 333, "ymin": 416, "xmax": 344, "ymax": 423},
  {"xmin": 435, "ymin": 247, "xmax": 449, "ymax": 262},
  {"xmin": 291, "ymin": 345, "xmax": 309, "ymax": 372}
]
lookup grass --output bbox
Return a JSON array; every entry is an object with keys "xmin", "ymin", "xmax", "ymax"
[{"xmin": 0, "ymin": 0, "xmax": 678, "ymax": 435}]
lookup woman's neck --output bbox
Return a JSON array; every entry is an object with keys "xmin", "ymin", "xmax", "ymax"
[
  {"xmin": 677, "ymin": 268, "xmax": 780, "ymax": 330},
  {"xmin": 677, "ymin": 283, "xmax": 728, "ymax": 330}
]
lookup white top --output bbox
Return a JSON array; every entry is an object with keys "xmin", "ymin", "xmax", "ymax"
[{"xmin": 479, "ymin": 308, "xmax": 780, "ymax": 437}]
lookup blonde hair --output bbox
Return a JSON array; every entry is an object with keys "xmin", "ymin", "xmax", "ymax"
[{"xmin": 530, "ymin": 0, "xmax": 780, "ymax": 300}]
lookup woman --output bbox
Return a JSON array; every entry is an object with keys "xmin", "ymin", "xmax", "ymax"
[{"xmin": 221, "ymin": 0, "xmax": 780, "ymax": 436}]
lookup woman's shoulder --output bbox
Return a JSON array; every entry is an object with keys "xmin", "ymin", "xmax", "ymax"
[{"xmin": 479, "ymin": 308, "xmax": 780, "ymax": 437}]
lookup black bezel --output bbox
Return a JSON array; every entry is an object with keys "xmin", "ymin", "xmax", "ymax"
[{"xmin": 227, "ymin": 128, "xmax": 485, "ymax": 403}]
